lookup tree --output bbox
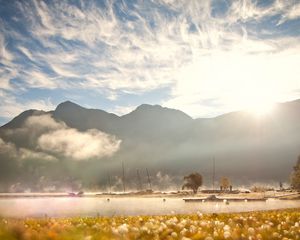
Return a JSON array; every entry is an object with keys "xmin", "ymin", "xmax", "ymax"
[
  {"xmin": 279, "ymin": 181, "xmax": 283, "ymax": 190},
  {"xmin": 291, "ymin": 155, "xmax": 300, "ymax": 191},
  {"xmin": 220, "ymin": 177, "xmax": 230, "ymax": 191},
  {"xmin": 182, "ymin": 172, "xmax": 202, "ymax": 194}
]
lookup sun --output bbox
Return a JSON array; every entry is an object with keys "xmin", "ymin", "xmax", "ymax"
[
  {"xmin": 239, "ymin": 90, "xmax": 276, "ymax": 118},
  {"xmin": 247, "ymin": 101, "xmax": 275, "ymax": 118}
]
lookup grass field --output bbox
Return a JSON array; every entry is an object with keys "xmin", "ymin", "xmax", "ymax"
[{"xmin": 0, "ymin": 208, "xmax": 299, "ymax": 240}]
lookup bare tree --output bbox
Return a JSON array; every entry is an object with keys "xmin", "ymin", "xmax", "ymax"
[
  {"xmin": 182, "ymin": 172, "xmax": 202, "ymax": 194},
  {"xmin": 220, "ymin": 177, "xmax": 230, "ymax": 192}
]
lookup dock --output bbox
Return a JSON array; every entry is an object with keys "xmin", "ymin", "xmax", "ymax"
[{"xmin": 183, "ymin": 195, "xmax": 267, "ymax": 202}]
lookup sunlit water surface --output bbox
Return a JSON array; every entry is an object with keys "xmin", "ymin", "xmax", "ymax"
[{"xmin": 0, "ymin": 197, "xmax": 299, "ymax": 218}]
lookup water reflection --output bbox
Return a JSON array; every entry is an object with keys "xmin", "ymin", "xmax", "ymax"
[{"xmin": 0, "ymin": 197, "xmax": 298, "ymax": 218}]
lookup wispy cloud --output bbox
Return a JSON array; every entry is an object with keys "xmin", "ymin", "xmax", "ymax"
[
  {"xmin": 0, "ymin": 0, "xmax": 299, "ymax": 120},
  {"xmin": 277, "ymin": 1, "xmax": 300, "ymax": 24},
  {"xmin": 0, "ymin": 32, "xmax": 14, "ymax": 65},
  {"xmin": 0, "ymin": 91, "xmax": 55, "ymax": 118}
]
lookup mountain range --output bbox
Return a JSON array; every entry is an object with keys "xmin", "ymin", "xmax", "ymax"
[{"xmin": 0, "ymin": 99, "xmax": 299, "ymax": 191}]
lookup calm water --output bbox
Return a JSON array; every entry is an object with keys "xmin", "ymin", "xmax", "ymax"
[{"xmin": 0, "ymin": 197, "xmax": 299, "ymax": 218}]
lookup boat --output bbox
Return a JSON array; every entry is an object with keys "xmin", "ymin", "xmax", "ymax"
[{"xmin": 68, "ymin": 191, "xmax": 84, "ymax": 197}]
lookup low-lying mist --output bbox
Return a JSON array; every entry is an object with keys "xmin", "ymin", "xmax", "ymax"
[{"xmin": 0, "ymin": 100, "xmax": 299, "ymax": 192}]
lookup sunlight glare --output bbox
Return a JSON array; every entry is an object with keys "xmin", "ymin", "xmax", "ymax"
[{"xmin": 247, "ymin": 101, "xmax": 275, "ymax": 118}]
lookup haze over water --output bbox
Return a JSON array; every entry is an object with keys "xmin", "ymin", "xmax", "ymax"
[{"xmin": 0, "ymin": 197, "xmax": 299, "ymax": 218}]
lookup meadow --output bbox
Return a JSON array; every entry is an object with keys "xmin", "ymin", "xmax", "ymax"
[{"xmin": 0, "ymin": 208, "xmax": 299, "ymax": 240}]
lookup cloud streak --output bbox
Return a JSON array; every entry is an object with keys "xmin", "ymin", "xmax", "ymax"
[
  {"xmin": 0, "ymin": 92, "xmax": 55, "ymax": 119},
  {"xmin": 0, "ymin": 0, "xmax": 299, "ymax": 120}
]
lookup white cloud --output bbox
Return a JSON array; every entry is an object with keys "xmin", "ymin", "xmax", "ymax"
[
  {"xmin": 38, "ymin": 128, "xmax": 121, "ymax": 160},
  {"xmin": 0, "ymin": 32, "xmax": 14, "ymax": 65},
  {"xmin": 286, "ymin": 2, "xmax": 300, "ymax": 20},
  {"xmin": 0, "ymin": 68, "xmax": 17, "ymax": 90},
  {"xmin": 17, "ymin": 46, "xmax": 34, "ymax": 61},
  {"xmin": 25, "ymin": 114, "xmax": 64, "ymax": 131},
  {"xmin": 0, "ymin": 93, "xmax": 55, "ymax": 119},
  {"xmin": 0, "ymin": 0, "xmax": 300, "ymax": 118},
  {"xmin": 25, "ymin": 114, "xmax": 121, "ymax": 161},
  {"xmin": 23, "ymin": 69, "xmax": 59, "ymax": 89},
  {"xmin": 277, "ymin": 1, "xmax": 300, "ymax": 24},
  {"xmin": 163, "ymin": 45, "xmax": 300, "ymax": 117},
  {"xmin": 2, "ymin": 114, "xmax": 121, "ymax": 160}
]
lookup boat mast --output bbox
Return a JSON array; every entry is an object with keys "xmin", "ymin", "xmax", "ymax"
[
  {"xmin": 108, "ymin": 173, "xmax": 112, "ymax": 193},
  {"xmin": 136, "ymin": 169, "xmax": 142, "ymax": 191},
  {"xmin": 122, "ymin": 162, "xmax": 126, "ymax": 192},
  {"xmin": 146, "ymin": 168, "xmax": 152, "ymax": 190},
  {"xmin": 212, "ymin": 157, "xmax": 215, "ymax": 191}
]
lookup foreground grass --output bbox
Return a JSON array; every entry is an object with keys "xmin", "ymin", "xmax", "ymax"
[{"xmin": 0, "ymin": 209, "xmax": 299, "ymax": 240}]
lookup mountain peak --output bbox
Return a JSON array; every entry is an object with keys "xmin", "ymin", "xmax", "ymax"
[
  {"xmin": 60, "ymin": 100, "xmax": 75, "ymax": 105},
  {"xmin": 135, "ymin": 104, "xmax": 162, "ymax": 111},
  {"xmin": 55, "ymin": 101, "xmax": 83, "ymax": 111},
  {"xmin": 124, "ymin": 103, "xmax": 192, "ymax": 122}
]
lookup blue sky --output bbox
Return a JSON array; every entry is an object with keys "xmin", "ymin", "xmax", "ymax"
[{"xmin": 0, "ymin": 0, "xmax": 300, "ymax": 125}]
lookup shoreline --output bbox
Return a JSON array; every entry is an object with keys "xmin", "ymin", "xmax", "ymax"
[{"xmin": 0, "ymin": 191, "xmax": 299, "ymax": 200}]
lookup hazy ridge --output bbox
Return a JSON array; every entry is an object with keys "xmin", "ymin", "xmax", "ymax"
[{"xmin": 0, "ymin": 99, "xmax": 299, "ymax": 191}]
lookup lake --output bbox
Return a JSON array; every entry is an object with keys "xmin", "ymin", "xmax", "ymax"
[{"xmin": 0, "ymin": 197, "xmax": 299, "ymax": 218}]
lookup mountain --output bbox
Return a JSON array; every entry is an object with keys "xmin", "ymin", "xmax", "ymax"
[
  {"xmin": 53, "ymin": 101, "xmax": 120, "ymax": 134},
  {"xmin": 53, "ymin": 102, "xmax": 192, "ymax": 138},
  {"xmin": 1, "ymin": 109, "xmax": 49, "ymax": 129},
  {"xmin": 0, "ymin": 99, "xmax": 299, "ymax": 191}
]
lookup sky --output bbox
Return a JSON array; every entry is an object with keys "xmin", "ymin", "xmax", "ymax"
[{"xmin": 0, "ymin": 0, "xmax": 300, "ymax": 125}]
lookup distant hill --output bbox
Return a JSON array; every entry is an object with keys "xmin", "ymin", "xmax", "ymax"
[
  {"xmin": 1, "ymin": 109, "xmax": 49, "ymax": 129},
  {"xmin": 0, "ymin": 99, "xmax": 299, "ymax": 191},
  {"xmin": 53, "ymin": 101, "xmax": 120, "ymax": 134}
]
